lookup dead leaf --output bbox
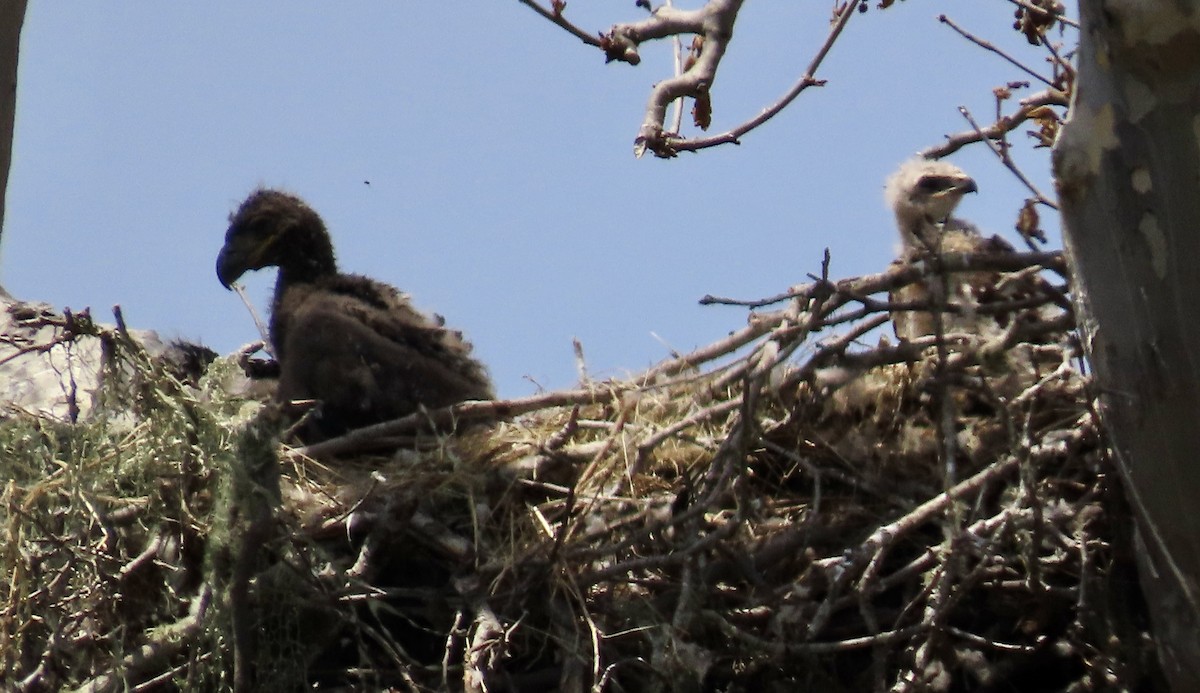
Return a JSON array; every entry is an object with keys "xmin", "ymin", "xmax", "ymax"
[
  {"xmin": 692, "ymin": 91, "xmax": 712, "ymax": 131},
  {"xmin": 683, "ymin": 36, "xmax": 703, "ymax": 73},
  {"xmin": 1026, "ymin": 105, "xmax": 1061, "ymax": 148},
  {"xmin": 1016, "ymin": 199, "xmax": 1047, "ymax": 244},
  {"xmin": 1015, "ymin": 0, "xmax": 1063, "ymax": 45}
]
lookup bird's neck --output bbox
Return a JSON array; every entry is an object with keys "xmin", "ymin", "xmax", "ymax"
[
  {"xmin": 276, "ymin": 225, "xmax": 338, "ymax": 286},
  {"xmin": 278, "ymin": 254, "xmax": 336, "ymax": 285},
  {"xmin": 270, "ymin": 249, "xmax": 335, "ymax": 359},
  {"xmin": 896, "ymin": 211, "xmax": 933, "ymax": 251}
]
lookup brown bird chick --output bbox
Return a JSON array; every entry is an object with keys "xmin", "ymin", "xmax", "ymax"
[
  {"xmin": 216, "ymin": 189, "xmax": 493, "ymax": 441},
  {"xmin": 884, "ymin": 158, "xmax": 1013, "ymax": 343}
]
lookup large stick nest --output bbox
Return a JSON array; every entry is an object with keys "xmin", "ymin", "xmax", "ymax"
[{"xmin": 0, "ymin": 251, "xmax": 1159, "ymax": 692}]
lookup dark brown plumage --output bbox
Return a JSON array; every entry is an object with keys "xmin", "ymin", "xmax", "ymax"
[{"xmin": 216, "ymin": 189, "xmax": 493, "ymax": 440}]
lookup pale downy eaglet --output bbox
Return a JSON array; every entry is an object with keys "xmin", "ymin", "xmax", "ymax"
[{"xmin": 883, "ymin": 158, "xmax": 1013, "ymax": 343}]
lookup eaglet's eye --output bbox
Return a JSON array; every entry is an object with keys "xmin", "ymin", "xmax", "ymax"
[{"xmin": 916, "ymin": 175, "xmax": 955, "ymax": 192}]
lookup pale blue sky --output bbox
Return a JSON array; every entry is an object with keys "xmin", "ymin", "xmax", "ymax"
[{"xmin": 2, "ymin": 2, "xmax": 1064, "ymax": 397}]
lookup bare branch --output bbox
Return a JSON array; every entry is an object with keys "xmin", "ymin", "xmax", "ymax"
[
  {"xmin": 702, "ymin": 249, "xmax": 1067, "ymax": 309},
  {"xmin": 957, "ymin": 105, "xmax": 1059, "ymax": 209},
  {"xmin": 598, "ymin": 0, "xmax": 747, "ymax": 157},
  {"xmin": 939, "ymin": 14, "xmax": 1054, "ymax": 87},
  {"xmin": 231, "ymin": 283, "xmax": 274, "ymax": 358},
  {"xmin": 672, "ymin": 0, "xmax": 858, "ymax": 154},
  {"xmin": 1005, "ymin": 0, "xmax": 1078, "ymax": 30},
  {"xmin": 68, "ymin": 584, "xmax": 213, "ymax": 693},
  {"xmin": 522, "ymin": 1, "xmax": 862, "ymax": 157},
  {"xmin": 515, "ymin": 0, "xmax": 602, "ymax": 48},
  {"xmin": 601, "ymin": 3, "xmax": 722, "ymax": 66},
  {"xmin": 919, "ymin": 88, "xmax": 1067, "ymax": 160}
]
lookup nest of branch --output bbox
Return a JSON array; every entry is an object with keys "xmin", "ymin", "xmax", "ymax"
[{"xmin": 0, "ymin": 252, "xmax": 1160, "ymax": 692}]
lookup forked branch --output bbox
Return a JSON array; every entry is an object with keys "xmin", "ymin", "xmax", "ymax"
[
  {"xmin": 520, "ymin": 0, "xmax": 861, "ymax": 158},
  {"xmin": 598, "ymin": 0, "xmax": 746, "ymax": 157}
]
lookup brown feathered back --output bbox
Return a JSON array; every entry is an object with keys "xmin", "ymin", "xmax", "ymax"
[{"xmin": 273, "ymin": 275, "xmax": 493, "ymax": 433}]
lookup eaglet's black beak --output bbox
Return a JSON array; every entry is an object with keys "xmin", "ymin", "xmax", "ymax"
[{"xmin": 216, "ymin": 240, "xmax": 248, "ymax": 290}]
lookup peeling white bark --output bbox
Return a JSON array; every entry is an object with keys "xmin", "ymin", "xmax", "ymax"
[{"xmin": 1054, "ymin": 1, "xmax": 1200, "ymax": 687}]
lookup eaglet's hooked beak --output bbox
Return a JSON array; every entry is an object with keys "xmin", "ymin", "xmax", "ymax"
[{"xmin": 215, "ymin": 240, "xmax": 249, "ymax": 290}]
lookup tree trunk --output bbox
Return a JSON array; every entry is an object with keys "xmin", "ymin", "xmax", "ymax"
[
  {"xmin": 1054, "ymin": 2, "xmax": 1200, "ymax": 688},
  {"xmin": 0, "ymin": 0, "xmax": 28, "ymax": 250}
]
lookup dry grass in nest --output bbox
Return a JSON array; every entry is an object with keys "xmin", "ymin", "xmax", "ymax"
[{"xmin": 0, "ymin": 250, "xmax": 1160, "ymax": 692}]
